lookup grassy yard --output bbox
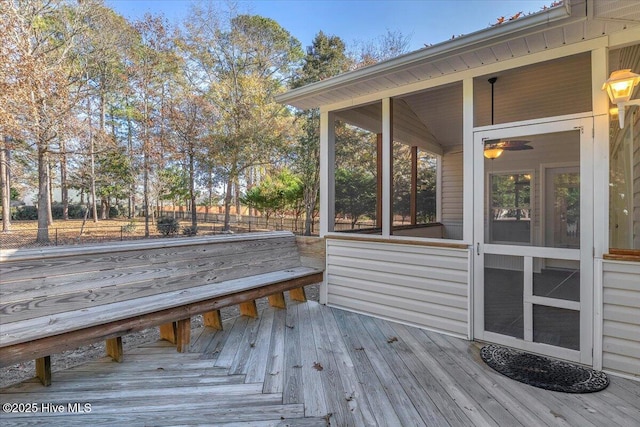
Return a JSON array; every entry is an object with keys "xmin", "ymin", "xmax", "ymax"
[{"xmin": 0, "ymin": 218, "xmax": 226, "ymax": 249}]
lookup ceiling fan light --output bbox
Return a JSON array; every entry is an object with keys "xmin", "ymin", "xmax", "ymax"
[{"xmin": 484, "ymin": 147, "xmax": 504, "ymax": 159}]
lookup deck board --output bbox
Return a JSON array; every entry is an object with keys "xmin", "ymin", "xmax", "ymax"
[
  {"xmin": 336, "ymin": 308, "xmax": 426, "ymax": 426},
  {"xmin": 331, "ymin": 307, "xmax": 405, "ymax": 426},
  {"xmin": 319, "ymin": 302, "xmax": 379, "ymax": 426},
  {"xmin": 435, "ymin": 333, "xmax": 560, "ymax": 427},
  {"xmin": 262, "ymin": 308, "xmax": 287, "ymax": 394},
  {"xmin": 2, "ymin": 301, "xmax": 639, "ymax": 427},
  {"xmin": 282, "ymin": 302, "xmax": 303, "ymax": 405},
  {"xmin": 297, "ymin": 303, "xmax": 329, "ymax": 418}
]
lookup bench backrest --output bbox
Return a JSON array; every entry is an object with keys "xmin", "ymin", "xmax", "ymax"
[{"xmin": 0, "ymin": 231, "xmax": 302, "ymax": 325}]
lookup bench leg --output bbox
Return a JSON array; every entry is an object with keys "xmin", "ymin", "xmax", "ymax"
[
  {"xmin": 268, "ymin": 292, "xmax": 286, "ymax": 309},
  {"xmin": 203, "ymin": 310, "xmax": 223, "ymax": 330},
  {"xmin": 106, "ymin": 337, "xmax": 123, "ymax": 362},
  {"xmin": 290, "ymin": 287, "xmax": 307, "ymax": 302},
  {"xmin": 160, "ymin": 322, "xmax": 177, "ymax": 344},
  {"xmin": 160, "ymin": 320, "xmax": 191, "ymax": 352},
  {"xmin": 35, "ymin": 356, "xmax": 51, "ymax": 386},
  {"xmin": 176, "ymin": 318, "xmax": 191, "ymax": 353},
  {"xmin": 239, "ymin": 300, "xmax": 258, "ymax": 318}
]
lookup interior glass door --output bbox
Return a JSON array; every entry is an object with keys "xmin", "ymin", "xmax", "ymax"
[{"xmin": 473, "ymin": 119, "xmax": 593, "ymax": 364}]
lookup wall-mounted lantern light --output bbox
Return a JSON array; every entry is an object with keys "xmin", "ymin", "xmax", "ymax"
[{"xmin": 602, "ymin": 69, "xmax": 640, "ymax": 129}]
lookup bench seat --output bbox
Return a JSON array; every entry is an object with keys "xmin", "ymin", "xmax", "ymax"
[{"xmin": 0, "ymin": 231, "xmax": 323, "ymax": 385}]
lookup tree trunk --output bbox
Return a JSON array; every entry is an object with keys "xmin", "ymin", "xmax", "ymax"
[
  {"xmin": 223, "ymin": 177, "xmax": 233, "ymax": 231},
  {"xmin": 143, "ymin": 95, "xmax": 150, "ymax": 237},
  {"xmin": 303, "ymin": 183, "xmax": 319, "ymax": 236},
  {"xmin": 143, "ymin": 151, "xmax": 149, "ymax": 236},
  {"xmin": 206, "ymin": 170, "xmax": 214, "ymax": 222},
  {"xmin": 47, "ymin": 159, "xmax": 54, "ymax": 225},
  {"xmin": 101, "ymin": 198, "xmax": 109, "ymax": 220},
  {"xmin": 1, "ymin": 138, "xmax": 11, "ymax": 232},
  {"xmin": 234, "ymin": 177, "xmax": 241, "ymax": 220},
  {"xmin": 36, "ymin": 143, "xmax": 50, "ymax": 243},
  {"xmin": 247, "ymin": 167, "xmax": 254, "ymax": 217},
  {"xmin": 60, "ymin": 139, "xmax": 68, "ymax": 220},
  {"xmin": 127, "ymin": 110, "xmax": 134, "ymax": 219},
  {"xmin": 88, "ymin": 99, "xmax": 98, "ymax": 223},
  {"xmin": 189, "ymin": 148, "xmax": 197, "ymax": 228}
]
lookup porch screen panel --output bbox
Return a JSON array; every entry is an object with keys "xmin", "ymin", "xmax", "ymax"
[
  {"xmin": 333, "ymin": 102, "xmax": 382, "ymax": 234},
  {"xmin": 609, "ymin": 44, "xmax": 640, "ymax": 251},
  {"xmin": 484, "ymin": 254, "xmax": 524, "ymax": 339},
  {"xmin": 533, "ymin": 305, "xmax": 580, "ymax": 350}
]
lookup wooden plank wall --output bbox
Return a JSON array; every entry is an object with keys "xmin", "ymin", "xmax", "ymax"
[
  {"xmin": 325, "ymin": 238, "xmax": 469, "ymax": 338},
  {"xmin": 0, "ymin": 232, "xmax": 301, "ymax": 325},
  {"xmin": 602, "ymin": 260, "xmax": 640, "ymax": 379}
]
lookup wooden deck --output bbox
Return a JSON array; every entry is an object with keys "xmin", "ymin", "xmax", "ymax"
[{"xmin": 1, "ymin": 301, "xmax": 639, "ymax": 426}]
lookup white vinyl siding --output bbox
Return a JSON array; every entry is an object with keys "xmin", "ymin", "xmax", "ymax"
[
  {"xmin": 602, "ymin": 260, "xmax": 640, "ymax": 379},
  {"xmin": 325, "ymin": 238, "xmax": 470, "ymax": 338}
]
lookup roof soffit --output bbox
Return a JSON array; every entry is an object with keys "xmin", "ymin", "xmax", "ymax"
[{"xmin": 278, "ymin": 1, "xmax": 640, "ymax": 110}]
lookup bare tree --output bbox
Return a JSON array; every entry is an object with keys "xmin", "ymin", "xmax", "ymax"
[
  {"xmin": 1, "ymin": 137, "xmax": 11, "ymax": 232},
  {"xmin": 183, "ymin": 5, "xmax": 303, "ymax": 231},
  {"xmin": 3, "ymin": 0, "xmax": 101, "ymax": 242},
  {"xmin": 130, "ymin": 14, "xmax": 178, "ymax": 236}
]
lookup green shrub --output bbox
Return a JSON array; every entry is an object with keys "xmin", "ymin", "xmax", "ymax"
[
  {"xmin": 182, "ymin": 225, "xmax": 198, "ymax": 236},
  {"xmin": 157, "ymin": 216, "xmax": 179, "ymax": 236},
  {"xmin": 68, "ymin": 204, "xmax": 87, "ymax": 219},
  {"xmin": 51, "ymin": 204, "xmax": 88, "ymax": 219},
  {"xmin": 12, "ymin": 206, "xmax": 38, "ymax": 220},
  {"xmin": 122, "ymin": 222, "xmax": 136, "ymax": 233}
]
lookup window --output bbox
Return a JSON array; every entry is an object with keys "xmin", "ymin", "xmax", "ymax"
[
  {"xmin": 489, "ymin": 173, "xmax": 532, "ymax": 244},
  {"xmin": 609, "ymin": 45, "xmax": 640, "ymax": 251}
]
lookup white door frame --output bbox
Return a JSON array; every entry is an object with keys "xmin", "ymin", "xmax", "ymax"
[{"xmin": 473, "ymin": 118, "xmax": 594, "ymax": 365}]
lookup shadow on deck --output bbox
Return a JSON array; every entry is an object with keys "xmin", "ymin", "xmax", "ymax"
[{"xmin": 1, "ymin": 301, "xmax": 639, "ymax": 426}]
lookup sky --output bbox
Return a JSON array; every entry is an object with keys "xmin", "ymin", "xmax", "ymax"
[{"xmin": 106, "ymin": 0, "xmax": 555, "ymax": 53}]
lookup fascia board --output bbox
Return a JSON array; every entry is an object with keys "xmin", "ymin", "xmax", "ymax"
[{"xmin": 276, "ymin": 5, "xmax": 576, "ymax": 108}]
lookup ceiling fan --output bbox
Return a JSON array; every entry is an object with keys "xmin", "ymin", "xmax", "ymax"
[
  {"xmin": 484, "ymin": 77, "xmax": 533, "ymax": 158},
  {"xmin": 484, "ymin": 139, "xmax": 533, "ymax": 151},
  {"xmin": 483, "ymin": 138, "xmax": 532, "ymax": 159}
]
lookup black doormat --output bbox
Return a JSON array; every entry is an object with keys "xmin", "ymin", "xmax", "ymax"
[{"xmin": 480, "ymin": 344, "xmax": 609, "ymax": 393}]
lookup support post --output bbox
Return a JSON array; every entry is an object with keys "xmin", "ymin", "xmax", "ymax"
[
  {"xmin": 289, "ymin": 287, "xmax": 307, "ymax": 302},
  {"xmin": 268, "ymin": 292, "xmax": 287, "ymax": 309},
  {"xmin": 411, "ymin": 146, "xmax": 418, "ymax": 225},
  {"xmin": 239, "ymin": 300, "xmax": 259, "ymax": 318},
  {"xmin": 320, "ymin": 110, "xmax": 335, "ymax": 236},
  {"xmin": 159, "ymin": 322, "xmax": 177, "ymax": 344},
  {"xmin": 35, "ymin": 356, "xmax": 51, "ymax": 386},
  {"xmin": 203, "ymin": 310, "xmax": 223, "ymax": 330},
  {"xmin": 106, "ymin": 337, "xmax": 123, "ymax": 362},
  {"xmin": 176, "ymin": 318, "xmax": 191, "ymax": 353},
  {"xmin": 377, "ymin": 133, "xmax": 383, "ymax": 227},
  {"xmin": 382, "ymin": 98, "xmax": 393, "ymax": 237}
]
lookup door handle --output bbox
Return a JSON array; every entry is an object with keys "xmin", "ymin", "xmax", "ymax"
[{"xmin": 477, "ymin": 242, "xmax": 480, "ymax": 256}]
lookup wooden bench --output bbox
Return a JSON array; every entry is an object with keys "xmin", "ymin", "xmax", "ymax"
[{"xmin": 0, "ymin": 231, "xmax": 323, "ymax": 386}]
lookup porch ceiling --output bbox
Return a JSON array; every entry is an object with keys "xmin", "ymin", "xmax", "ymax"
[
  {"xmin": 277, "ymin": 0, "xmax": 640, "ymax": 111},
  {"xmin": 334, "ymin": 99, "xmax": 444, "ymax": 154}
]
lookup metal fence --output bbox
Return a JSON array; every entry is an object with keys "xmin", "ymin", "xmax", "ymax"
[
  {"xmin": 0, "ymin": 215, "xmax": 322, "ymax": 250},
  {"xmin": 0, "ymin": 213, "xmax": 385, "ymax": 249},
  {"xmin": 160, "ymin": 212, "xmax": 319, "ymax": 235}
]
